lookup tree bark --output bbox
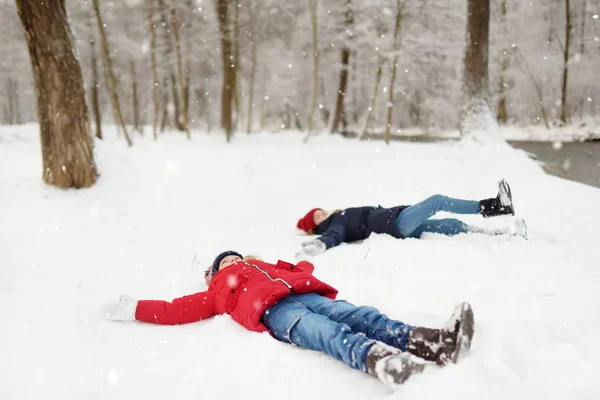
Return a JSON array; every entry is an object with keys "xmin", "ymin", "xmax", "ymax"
[
  {"xmin": 331, "ymin": 0, "xmax": 353, "ymax": 134},
  {"xmin": 560, "ymin": 0, "xmax": 571, "ymax": 124},
  {"xmin": 16, "ymin": 0, "xmax": 98, "ymax": 188},
  {"xmin": 130, "ymin": 61, "xmax": 140, "ymax": 133},
  {"xmin": 217, "ymin": 0, "xmax": 235, "ymax": 141},
  {"xmin": 92, "ymin": 0, "xmax": 132, "ymax": 146},
  {"xmin": 246, "ymin": 2, "xmax": 257, "ymax": 134},
  {"xmin": 307, "ymin": 0, "xmax": 319, "ymax": 132},
  {"xmin": 169, "ymin": 4, "xmax": 190, "ymax": 138},
  {"xmin": 496, "ymin": 0, "xmax": 509, "ymax": 124},
  {"xmin": 90, "ymin": 28, "xmax": 102, "ymax": 140},
  {"xmin": 147, "ymin": 0, "xmax": 159, "ymax": 140},
  {"xmin": 360, "ymin": 58, "xmax": 384, "ymax": 139},
  {"xmin": 233, "ymin": 1, "xmax": 241, "ymax": 130},
  {"xmin": 384, "ymin": 0, "xmax": 403, "ymax": 144},
  {"xmin": 459, "ymin": 0, "xmax": 495, "ymax": 137}
]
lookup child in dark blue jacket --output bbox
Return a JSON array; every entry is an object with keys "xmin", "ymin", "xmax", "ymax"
[{"xmin": 297, "ymin": 179, "xmax": 526, "ymax": 255}]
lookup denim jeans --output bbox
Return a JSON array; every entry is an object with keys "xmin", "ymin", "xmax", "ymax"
[
  {"xmin": 396, "ymin": 194, "xmax": 480, "ymax": 238},
  {"xmin": 261, "ymin": 293, "xmax": 414, "ymax": 372}
]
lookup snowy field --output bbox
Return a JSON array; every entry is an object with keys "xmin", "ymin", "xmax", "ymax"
[{"xmin": 1, "ymin": 124, "xmax": 599, "ymax": 400}]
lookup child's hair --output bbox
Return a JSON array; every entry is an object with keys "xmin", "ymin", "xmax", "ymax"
[{"xmin": 243, "ymin": 254, "xmax": 261, "ymax": 261}]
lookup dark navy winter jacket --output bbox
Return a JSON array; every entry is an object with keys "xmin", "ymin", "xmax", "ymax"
[{"xmin": 314, "ymin": 205, "xmax": 409, "ymax": 249}]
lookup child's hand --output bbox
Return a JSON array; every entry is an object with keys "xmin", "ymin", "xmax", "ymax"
[
  {"xmin": 106, "ymin": 295, "xmax": 138, "ymax": 321},
  {"xmin": 294, "ymin": 251, "xmax": 313, "ymax": 263},
  {"xmin": 301, "ymin": 239, "xmax": 326, "ymax": 256}
]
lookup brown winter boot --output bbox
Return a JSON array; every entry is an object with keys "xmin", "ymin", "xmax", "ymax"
[
  {"xmin": 366, "ymin": 342, "xmax": 425, "ymax": 388},
  {"xmin": 407, "ymin": 302, "xmax": 475, "ymax": 366}
]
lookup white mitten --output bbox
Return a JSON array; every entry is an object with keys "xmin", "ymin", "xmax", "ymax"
[
  {"xmin": 301, "ymin": 239, "xmax": 326, "ymax": 256},
  {"xmin": 294, "ymin": 251, "xmax": 314, "ymax": 264},
  {"xmin": 106, "ymin": 295, "xmax": 138, "ymax": 321}
]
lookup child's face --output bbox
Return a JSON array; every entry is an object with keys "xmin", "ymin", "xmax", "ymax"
[
  {"xmin": 313, "ymin": 209, "xmax": 328, "ymax": 226},
  {"xmin": 219, "ymin": 255, "xmax": 242, "ymax": 270}
]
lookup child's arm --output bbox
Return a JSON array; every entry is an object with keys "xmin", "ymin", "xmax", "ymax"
[{"xmin": 107, "ymin": 291, "xmax": 215, "ymax": 325}]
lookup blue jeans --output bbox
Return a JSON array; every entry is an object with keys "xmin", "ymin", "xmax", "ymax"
[
  {"xmin": 397, "ymin": 194, "xmax": 480, "ymax": 238},
  {"xmin": 261, "ymin": 293, "xmax": 413, "ymax": 372}
]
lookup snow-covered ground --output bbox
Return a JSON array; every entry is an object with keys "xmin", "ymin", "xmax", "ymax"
[{"xmin": 1, "ymin": 124, "xmax": 599, "ymax": 400}]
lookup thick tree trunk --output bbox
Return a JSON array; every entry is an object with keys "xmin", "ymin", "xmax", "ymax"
[
  {"xmin": 496, "ymin": 0, "xmax": 509, "ymax": 124},
  {"xmin": 147, "ymin": 0, "xmax": 159, "ymax": 140},
  {"xmin": 331, "ymin": 0, "xmax": 353, "ymax": 134},
  {"xmin": 217, "ymin": 0, "xmax": 235, "ymax": 141},
  {"xmin": 307, "ymin": 0, "xmax": 319, "ymax": 132},
  {"xmin": 16, "ymin": 0, "xmax": 98, "ymax": 188},
  {"xmin": 384, "ymin": 0, "xmax": 402, "ymax": 144},
  {"xmin": 560, "ymin": 0, "xmax": 571, "ymax": 124},
  {"xmin": 169, "ymin": 5, "xmax": 190, "ymax": 138},
  {"xmin": 459, "ymin": 0, "xmax": 496, "ymax": 137},
  {"xmin": 92, "ymin": 0, "xmax": 132, "ymax": 146}
]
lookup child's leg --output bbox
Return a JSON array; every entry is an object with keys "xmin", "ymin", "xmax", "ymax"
[
  {"xmin": 396, "ymin": 194, "xmax": 479, "ymax": 237},
  {"xmin": 289, "ymin": 293, "xmax": 414, "ymax": 352},
  {"xmin": 406, "ymin": 218, "xmax": 469, "ymax": 238},
  {"xmin": 261, "ymin": 295, "xmax": 376, "ymax": 372}
]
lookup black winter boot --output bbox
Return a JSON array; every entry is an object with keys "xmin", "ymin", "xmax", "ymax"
[
  {"xmin": 406, "ymin": 302, "xmax": 475, "ymax": 366},
  {"xmin": 366, "ymin": 342, "xmax": 425, "ymax": 388},
  {"xmin": 479, "ymin": 179, "xmax": 514, "ymax": 217}
]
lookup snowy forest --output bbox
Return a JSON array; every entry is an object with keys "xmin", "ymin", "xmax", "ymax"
[
  {"xmin": 1, "ymin": 1, "xmax": 600, "ymax": 399},
  {"xmin": 1, "ymin": 0, "xmax": 598, "ymax": 140}
]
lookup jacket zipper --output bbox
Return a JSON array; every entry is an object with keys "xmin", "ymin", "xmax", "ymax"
[{"xmin": 244, "ymin": 261, "xmax": 293, "ymax": 289}]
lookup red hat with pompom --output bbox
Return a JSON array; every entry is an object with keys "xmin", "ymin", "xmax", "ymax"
[{"xmin": 297, "ymin": 208, "xmax": 321, "ymax": 232}]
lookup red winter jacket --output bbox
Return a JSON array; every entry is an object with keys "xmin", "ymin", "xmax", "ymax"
[{"xmin": 134, "ymin": 259, "xmax": 338, "ymax": 332}]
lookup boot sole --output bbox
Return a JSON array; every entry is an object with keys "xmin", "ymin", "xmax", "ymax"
[
  {"xmin": 451, "ymin": 302, "xmax": 475, "ymax": 364},
  {"xmin": 498, "ymin": 179, "xmax": 515, "ymax": 215}
]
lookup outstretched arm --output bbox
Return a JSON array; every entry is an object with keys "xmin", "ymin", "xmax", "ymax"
[
  {"xmin": 108, "ymin": 291, "xmax": 215, "ymax": 325},
  {"xmin": 316, "ymin": 224, "xmax": 347, "ymax": 249}
]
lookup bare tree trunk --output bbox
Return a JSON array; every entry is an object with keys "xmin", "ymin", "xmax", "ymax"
[
  {"xmin": 170, "ymin": 73, "xmax": 183, "ymax": 129},
  {"xmin": 130, "ymin": 61, "xmax": 140, "ymax": 133},
  {"xmin": 160, "ymin": 77, "xmax": 171, "ymax": 132},
  {"xmin": 360, "ymin": 58, "xmax": 384, "ymax": 139},
  {"xmin": 89, "ymin": 24, "xmax": 102, "ymax": 139},
  {"xmin": 13, "ymin": 79, "xmax": 21, "ymax": 124},
  {"xmin": 307, "ymin": 0, "xmax": 319, "ymax": 132},
  {"xmin": 513, "ymin": 50, "xmax": 550, "ymax": 129},
  {"xmin": 384, "ymin": 0, "xmax": 403, "ymax": 144},
  {"xmin": 5, "ymin": 78, "xmax": 22, "ymax": 124},
  {"xmin": 147, "ymin": 0, "xmax": 159, "ymax": 140},
  {"xmin": 92, "ymin": 0, "xmax": 132, "ymax": 146},
  {"xmin": 16, "ymin": 0, "xmax": 98, "ymax": 188},
  {"xmin": 579, "ymin": 0, "xmax": 586, "ymax": 55},
  {"xmin": 158, "ymin": 0, "xmax": 183, "ymax": 132},
  {"xmin": 246, "ymin": 2, "xmax": 257, "ymax": 134},
  {"xmin": 459, "ymin": 0, "xmax": 495, "ymax": 137},
  {"xmin": 560, "ymin": 0, "xmax": 572, "ymax": 124},
  {"xmin": 233, "ymin": 1, "xmax": 241, "ymax": 130},
  {"xmin": 496, "ymin": 0, "xmax": 509, "ymax": 124},
  {"xmin": 217, "ymin": 0, "xmax": 235, "ymax": 141},
  {"xmin": 331, "ymin": 0, "xmax": 353, "ymax": 134},
  {"xmin": 6, "ymin": 78, "xmax": 15, "ymax": 124},
  {"xmin": 169, "ymin": 4, "xmax": 190, "ymax": 138}
]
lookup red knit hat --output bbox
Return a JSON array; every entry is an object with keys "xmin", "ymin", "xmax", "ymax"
[{"xmin": 297, "ymin": 208, "xmax": 321, "ymax": 232}]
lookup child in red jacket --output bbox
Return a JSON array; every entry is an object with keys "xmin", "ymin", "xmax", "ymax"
[{"xmin": 107, "ymin": 251, "xmax": 475, "ymax": 388}]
